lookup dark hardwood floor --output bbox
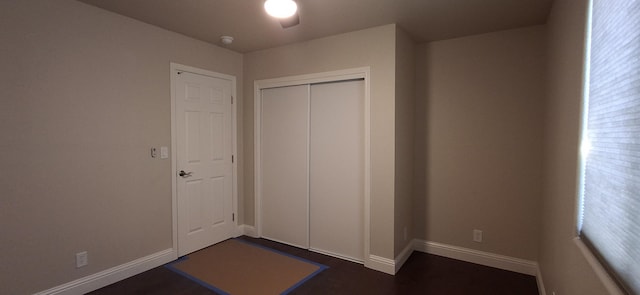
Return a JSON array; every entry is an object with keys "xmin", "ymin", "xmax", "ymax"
[{"xmin": 89, "ymin": 236, "xmax": 539, "ymax": 295}]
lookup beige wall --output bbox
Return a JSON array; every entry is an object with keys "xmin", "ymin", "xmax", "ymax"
[
  {"xmin": 538, "ymin": 0, "xmax": 612, "ymax": 293},
  {"xmin": 0, "ymin": 1, "xmax": 242, "ymax": 294},
  {"xmin": 394, "ymin": 26, "xmax": 416, "ymax": 257},
  {"xmin": 243, "ymin": 24, "xmax": 397, "ymax": 259},
  {"xmin": 414, "ymin": 26, "xmax": 546, "ymax": 260},
  {"xmin": 2, "ymin": 0, "xmax": 612, "ymax": 292}
]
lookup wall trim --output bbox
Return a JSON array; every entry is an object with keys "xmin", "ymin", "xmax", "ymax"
[
  {"xmin": 413, "ymin": 239, "xmax": 538, "ymax": 276},
  {"xmin": 366, "ymin": 254, "xmax": 395, "ymax": 275},
  {"xmin": 240, "ymin": 224, "xmax": 259, "ymax": 238},
  {"xmin": 573, "ymin": 237, "xmax": 625, "ymax": 295},
  {"xmin": 395, "ymin": 240, "xmax": 415, "ymax": 274},
  {"xmin": 34, "ymin": 248, "xmax": 176, "ymax": 295},
  {"xmin": 254, "ymin": 67, "xmax": 372, "ymax": 267},
  {"xmin": 536, "ymin": 265, "xmax": 547, "ymax": 295}
]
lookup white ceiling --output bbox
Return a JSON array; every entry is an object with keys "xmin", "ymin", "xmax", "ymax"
[{"xmin": 78, "ymin": 0, "xmax": 553, "ymax": 53}]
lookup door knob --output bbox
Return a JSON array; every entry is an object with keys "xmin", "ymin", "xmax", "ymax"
[{"xmin": 179, "ymin": 170, "xmax": 193, "ymax": 178}]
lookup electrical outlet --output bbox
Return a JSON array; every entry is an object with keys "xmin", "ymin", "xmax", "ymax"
[
  {"xmin": 473, "ymin": 229, "xmax": 483, "ymax": 242},
  {"xmin": 76, "ymin": 251, "xmax": 88, "ymax": 268}
]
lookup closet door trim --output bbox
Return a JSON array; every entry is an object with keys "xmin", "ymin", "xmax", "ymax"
[{"xmin": 254, "ymin": 67, "xmax": 371, "ymax": 265}]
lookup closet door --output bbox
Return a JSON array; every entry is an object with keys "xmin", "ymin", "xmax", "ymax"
[
  {"xmin": 260, "ymin": 85, "xmax": 310, "ymax": 248},
  {"xmin": 309, "ymin": 80, "xmax": 364, "ymax": 261}
]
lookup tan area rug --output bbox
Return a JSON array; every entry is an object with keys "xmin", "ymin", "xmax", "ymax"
[{"xmin": 166, "ymin": 239, "xmax": 327, "ymax": 295}]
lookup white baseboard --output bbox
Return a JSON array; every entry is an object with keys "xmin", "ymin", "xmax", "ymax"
[
  {"xmin": 395, "ymin": 240, "xmax": 414, "ymax": 273},
  {"xmin": 413, "ymin": 239, "xmax": 538, "ymax": 276},
  {"xmin": 364, "ymin": 241, "xmax": 415, "ymax": 275},
  {"xmin": 366, "ymin": 254, "xmax": 396, "ymax": 275},
  {"xmin": 239, "ymin": 224, "xmax": 259, "ymax": 238},
  {"xmin": 34, "ymin": 248, "xmax": 176, "ymax": 295}
]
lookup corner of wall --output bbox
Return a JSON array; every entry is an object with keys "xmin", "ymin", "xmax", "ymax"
[{"xmin": 393, "ymin": 23, "xmax": 418, "ymax": 258}]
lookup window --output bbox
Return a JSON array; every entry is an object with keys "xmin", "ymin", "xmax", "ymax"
[{"xmin": 579, "ymin": 0, "xmax": 640, "ymax": 294}]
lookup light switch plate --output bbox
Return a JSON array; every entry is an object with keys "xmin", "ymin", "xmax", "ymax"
[
  {"xmin": 473, "ymin": 229, "xmax": 483, "ymax": 242},
  {"xmin": 160, "ymin": 146, "xmax": 169, "ymax": 159},
  {"xmin": 76, "ymin": 251, "xmax": 88, "ymax": 268}
]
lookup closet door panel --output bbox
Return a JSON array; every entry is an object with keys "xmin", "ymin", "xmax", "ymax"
[
  {"xmin": 260, "ymin": 85, "xmax": 309, "ymax": 248},
  {"xmin": 309, "ymin": 80, "xmax": 364, "ymax": 261}
]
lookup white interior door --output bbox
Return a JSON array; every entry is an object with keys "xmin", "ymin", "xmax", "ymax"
[
  {"xmin": 309, "ymin": 80, "xmax": 365, "ymax": 261},
  {"xmin": 260, "ymin": 85, "xmax": 310, "ymax": 248},
  {"xmin": 175, "ymin": 71, "xmax": 234, "ymax": 256}
]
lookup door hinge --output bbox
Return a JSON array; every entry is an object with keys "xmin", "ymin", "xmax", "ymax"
[
  {"xmin": 232, "ymin": 213, "xmax": 235, "ymax": 222},
  {"xmin": 231, "ymin": 96, "xmax": 234, "ymax": 104},
  {"xmin": 232, "ymin": 155, "xmax": 234, "ymax": 163}
]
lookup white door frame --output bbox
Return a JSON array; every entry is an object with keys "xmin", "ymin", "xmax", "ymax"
[
  {"xmin": 170, "ymin": 62, "xmax": 239, "ymax": 257},
  {"xmin": 254, "ymin": 67, "xmax": 371, "ymax": 266}
]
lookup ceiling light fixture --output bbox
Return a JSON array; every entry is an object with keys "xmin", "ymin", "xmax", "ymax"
[{"xmin": 264, "ymin": 0, "xmax": 297, "ymax": 19}]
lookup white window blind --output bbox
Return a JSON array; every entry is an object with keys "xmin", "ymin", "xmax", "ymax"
[{"xmin": 580, "ymin": 0, "xmax": 640, "ymax": 294}]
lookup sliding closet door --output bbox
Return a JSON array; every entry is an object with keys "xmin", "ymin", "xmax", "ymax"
[
  {"xmin": 309, "ymin": 80, "xmax": 364, "ymax": 261},
  {"xmin": 260, "ymin": 85, "xmax": 309, "ymax": 248}
]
